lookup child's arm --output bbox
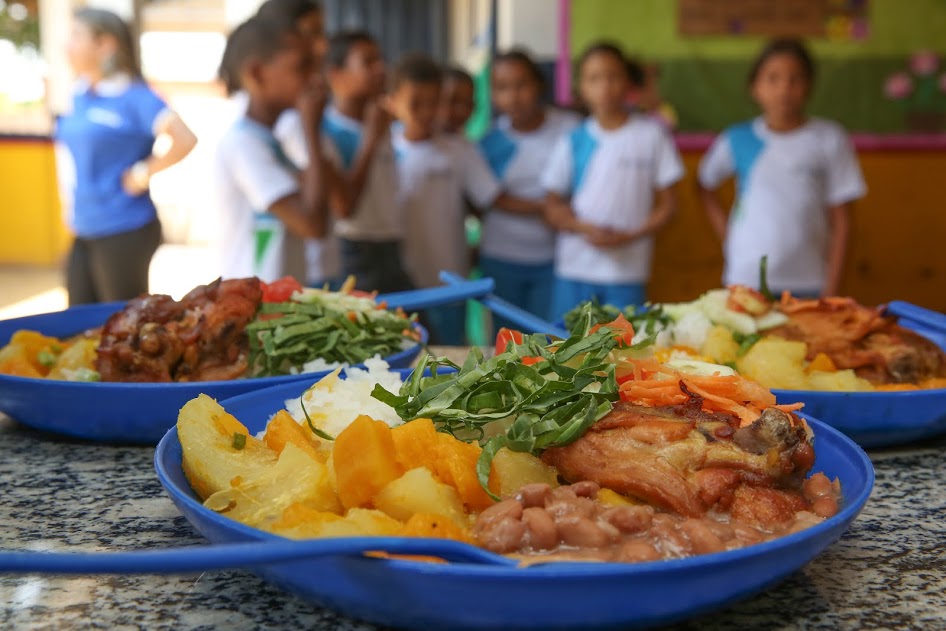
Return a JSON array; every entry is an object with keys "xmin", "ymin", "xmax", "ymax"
[
  {"xmin": 823, "ymin": 202, "xmax": 852, "ymax": 296},
  {"xmin": 331, "ymin": 98, "xmax": 390, "ymax": 219},
  {"xmin": 586, "ymin": 184, "xmax": 678, "ymax": 247},
  {"xmin": 493, "ymin": 194, "xmax": 545, "ymax": 215},
  {"xmin": 544, "ymin": 193, "xmax": 593, "ymax": 233},
  {"xmin": 268, "ymin": 84, "xmax": 330, "ymax": 239},
  {"xmin": 699, "ymin": 183, "xmax": 729, "ymax": 242}
]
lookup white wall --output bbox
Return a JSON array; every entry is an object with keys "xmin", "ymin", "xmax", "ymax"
[{"xmin": 497, "ymin": 0, "xmax": 558, "ymax": 58}]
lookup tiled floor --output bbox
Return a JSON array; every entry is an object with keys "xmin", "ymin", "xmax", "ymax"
[{"xmin": 0, "ymin": 244, "xmax": 217, "ymax": 320}]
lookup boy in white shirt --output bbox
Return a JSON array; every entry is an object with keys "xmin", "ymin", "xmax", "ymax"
[
  {"xmin": 387, "ymin": 54, "xmax": 502, "ymax": 344},
  {"xmin": 321, "ymin": 31, "xmax": 412, "ymax": 293},
  {"xmin": 214, "ymin": 16, "xmax": 329, "ymax": 282},
  {"xmin": 542, "ymin": 43, "xmax": 684, "ymax": 320}
]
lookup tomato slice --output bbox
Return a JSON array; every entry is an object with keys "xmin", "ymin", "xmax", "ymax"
[
  {"xmin": 261, "ymin": 276, "xmax": 303, "ymax": 303},
  {"xmin": 494, "ymin": 328, "xmax": 543, "ymax": 365}
]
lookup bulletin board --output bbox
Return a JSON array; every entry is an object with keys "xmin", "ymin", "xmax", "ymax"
[{"xmin": 677, "ymin": 0, "xmax": 870, "ymax": 39}]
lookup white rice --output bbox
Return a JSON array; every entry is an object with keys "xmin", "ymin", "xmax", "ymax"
[{"xmin": 280, "ymin": 357, "xmax": 404, "ymax": 439}]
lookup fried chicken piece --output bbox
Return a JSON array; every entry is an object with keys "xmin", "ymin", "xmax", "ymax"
[
  {"xmin": 95, "ymin": 278, "xmax": 262, "ymax": 383},
  {"xmin": 542, "ymin": 398, "xmax": 813, "ymax": 528},
  {"xmin": 769, "ymin": 295, "xmax": 946, "ymax": 384}
]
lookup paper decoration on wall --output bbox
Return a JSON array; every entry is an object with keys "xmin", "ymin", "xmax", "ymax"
[
  {"xmin": 884, "ymin": 50, "xmax": 946, "ymax": 132},
  {"xmin": 678, "ymin": 0, "xmax": 869, "ymax": 40}
]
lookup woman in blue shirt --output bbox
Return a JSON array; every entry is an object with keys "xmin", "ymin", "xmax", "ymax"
[{"xmin": 57, "ymin": 8, "xmax": 197, "ymax": 305}]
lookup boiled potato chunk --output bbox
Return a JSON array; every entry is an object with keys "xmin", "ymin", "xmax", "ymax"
[
  {"xmin": 270, "ymin": 504, "xmax": 401, "ymax": 539},
  {"xmin": 808, "ymin": 369, "xmax": 873, "ymax": 392},
  {"xmin": 374, "ymin": 467, "xmax": 467, "ymax": 526},
  {"xmin": 490, "ymin": 448, "xmax": 559, "ymax": 499},
  {"xmin": 700, "ymin": 325, "xmax": 740, "ymax": 365},
  {"xmin": 203, "ymin": 442, "xmax": 340, "ymax": 528},
  {"xmin": 177, "ymin": 394, "xmax": 277, "ymax": 500},
  {"xmin": 736, "ymin": 337, "xmax": 809, "ymax": 390},
  {"xmin": 48, "ymin": 338, "xmax": 98, "ymax": 379}
]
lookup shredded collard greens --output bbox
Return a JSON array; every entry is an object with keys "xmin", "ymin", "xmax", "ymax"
[
  {"xmin": 563, "ymin": 298, "xmax": 672, "ymax": 338},
  {"xmin": 371, "ymin": 307, "xmax": 629, "ymax": 499},
  {"xmin": 246, "ymin": 298, "xmax": 417, "ymax": 377}
]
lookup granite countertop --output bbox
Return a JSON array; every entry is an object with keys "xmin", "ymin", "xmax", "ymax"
[{"xmin": 1, "ymin": 350, "xmax": 945, "ymax": 630}]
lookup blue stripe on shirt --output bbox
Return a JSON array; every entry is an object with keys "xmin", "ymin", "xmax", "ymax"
[
  {"xmin": 570, "ymin": 123, "xmax": 598, "ymax": 193},
  {"xmin": 478, "ymin": 128, "xmax": 517, "ymax": 178},
  {"xmin": 727, "ymin": 122, "xmax": 765, "ymax": 196},
  {"xmin": 322, "ymin": 117, "xmax": 361, "ymax": 169}
]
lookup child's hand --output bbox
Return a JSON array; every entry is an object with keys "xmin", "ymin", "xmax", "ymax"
[
  {"xmin": 586, "ymin": 227, "xmax": 639, "ymax": 248},
  {"xmin": 364, "ymin": 97, "xmax": 393, "ymax": 143},
  {"xmin": 121, "ymin": 161, "xmax": 150, "ymax": 196},
  {"xmin": 297, "ymin": 76, "xmax": 328, "ymax": 131}
]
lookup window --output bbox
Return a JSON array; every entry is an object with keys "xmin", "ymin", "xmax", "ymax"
[{"xmin": 0, "ymin": 0, "xmax": 48, "ymax": 135}]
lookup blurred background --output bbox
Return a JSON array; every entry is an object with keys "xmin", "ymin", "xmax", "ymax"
[{"xmin": 1, "ymin": 0, "xmax": 945, "ymax": 319}]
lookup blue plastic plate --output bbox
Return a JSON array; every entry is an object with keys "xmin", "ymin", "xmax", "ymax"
[
  {"xmin": 155, "ymin": 376, "xmax": 874, "ymax": 631},
  {"xmin": 0, "ymin": 303, "xmax": 426, "ymax": 444}
]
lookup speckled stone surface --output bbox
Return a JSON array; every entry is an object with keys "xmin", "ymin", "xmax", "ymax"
[{"xmin": 1, "ymin": 356, "xmax": 945, "ymax": 630}]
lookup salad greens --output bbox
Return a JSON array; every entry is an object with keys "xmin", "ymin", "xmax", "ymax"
[
  {"xmin": 372, "ymin": 307, "xmax": 625, "ymax": 499},
  {"xmin": 246, "ymin": 290, "xmax": 418, "ymax": 377},
  {"xmin": 563, "ymin": 298, "xmax": 672, "ymax": 337}
]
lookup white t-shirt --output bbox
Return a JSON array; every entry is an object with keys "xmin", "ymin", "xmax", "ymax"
[
  {"xmin": 478, "ymin": 108, "xmax": 580, "ymax": 264},
  {"xmin": 393, "ymin": 131, "xmax": 501, "ymax": 288},
  {"xmin": 274, "ymin": 108, "xmax": 342, "ymax": 283},
  {"xmin": 541, "ymin": 115, "xmax": 684, "ymax": 284},
  {"xmin": 213, "ymin": 117, "xmax": 305, "ymax": 283},
  {"xmin": 321, "ymin": 105, "xmax": 402, "ymax": 241},
  {"xmin": 699, "ymin": 117, "xmax": 866, "ymax": 292}
]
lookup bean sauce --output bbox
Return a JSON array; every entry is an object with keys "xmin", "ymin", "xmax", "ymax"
[{"xmin": 473, "ymin": 475, "xmax": 842, "ymax": 563}]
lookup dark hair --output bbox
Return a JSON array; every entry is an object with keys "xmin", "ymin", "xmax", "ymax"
[
  {"xmin": 748, "ymin": 38, "xmax": 816, "ymax": 85},
  {"xmin": 256, "ymin": 0, "xmax": 321, "ymax": 23},
  {"xmin": 326, "ymin": 30, "xmax": 377, "ymax": 69},
  {"xmin": 218, "ymin": 15, "xmax": 299, "ymax": 95},
  {"xmin": 392, "ymin": 53, "xmax": 443, "ymax": 89},
  {"xmin": 74, "ymin": 8, "xmax": 141, "ymax": 78},
  {"xmin": 493, "ymin": 48, "xmax": 546, "ymax": 87},
  {"xmin": 577, "ymin": 41, "xmax": 644, "ymax": 87},
  {"xmin": 444, "ymin": 65, "xmax": 474, "ymax": 88}
]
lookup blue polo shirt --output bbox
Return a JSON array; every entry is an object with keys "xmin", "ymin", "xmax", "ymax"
[{"xmin": 56, "ymin": 77, "xmax": 168, "ymax": 239}]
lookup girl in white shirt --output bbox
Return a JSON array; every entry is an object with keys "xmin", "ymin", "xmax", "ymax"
[
  {"xmin": 698, "ymin": 39, "xmax": 866, "ymax": 297},
  {"xmin": 479, "ymin": 50, "xmax": 580, "ymax": 328},
  {"xmin": 542, "ymin": 43, "xmax": 683, "ymax": 320}
]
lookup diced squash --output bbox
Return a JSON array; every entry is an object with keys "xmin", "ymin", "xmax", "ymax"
[
  {"xmin": 270, "ymin": 505, "xmax": 401, "ymax": 539},
  {"xmin": 263, "ymin": 409, "xmax": 326, "ymax": 462},
  {"xmin": 374, "ymin": 467, "xmax": 467, "ymax": 526},
  {"xmin": 177, "ymin": 394, "xmax": 277, "ymax": 500},
  {"xmin": 400, "ymin": 512, "xmax": 474, "ymax": 544},
  {"xmin": 203, "ymin": 442, "xmax": 340, "ymax": 527},
  {"xmin": 333, "ymin": 415, "xmax": 403, "ymax": 509},
  {"xmin": 597, "ymin": 488, "xmax": 640, "ymax": 507},
  {"xmin": 0, "ymin": 345, "xmax": 43, "ymax": 378},
  {"xmin": 806, "ymin": 352, "xmax": 837, "ymax": 374},
  {"xmin": 391, "ymin": 418, "xmax": 495, "ymax": 511},
  {"xmin": 10, "ymin": 330, "xmax": 61, "ymax": 374},
  {"xmin": 490, "ymin": 447, "xmax": 559, "ymax": 499}
]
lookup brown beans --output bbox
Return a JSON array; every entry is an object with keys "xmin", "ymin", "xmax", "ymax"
[
  {"xmin": 803, "ymin": 473, "xmax": 836, "ymax": 501},
  {"xmin": 679, "ymin": 519, "xmax": 726, "ymax": 555},
  {"xmin": 521, "ymin": 507, "xmax": 558, "ymax": 551},
  {"xmin": 474, "ymin": 499, "xmax": 526, "ymax": 553},
  {"xmin": 600, "ymin": 505, "xmax": 654, "ymax": 534},
  {"xmin": 557, "ymin": 516, "xmax": 610, "ymax": 548},
  {"xmin": 617, "ymin": 539, "xmax": 661, "ymax": 563},
  {"xmin": 516, "ymin": 483, "xmax": 551, "ymax": 509},
  {"xmin": 811, "ymin": 496, "xmax": 839, "ymax": 518},
  {"xmin": 570, "ymin": 480, "xmax": 601, "ymax": 498}
]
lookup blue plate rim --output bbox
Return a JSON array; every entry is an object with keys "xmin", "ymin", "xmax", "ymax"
[{"xmin": 154, "ymin": 386, "xmax": 875, "ymax": 578}]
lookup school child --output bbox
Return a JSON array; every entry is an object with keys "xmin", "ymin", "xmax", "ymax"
[
  {"xmin": 255, "ymin": 0, "xmax": 344, "ymax": 287},
  {"xmin": 438, "ymin": 66, "xmax": 476, "ymax": 135},
  {"xmin": 478, "ymin": 49, "xmax": 580, "ymax": 330},
  {"xmin": 387, "ymin": 54, "xmax": 503, "ymax": 345},
  {"xmin": 698, "ymin": 39, "xmax": 866, "ymax": 297},
  {"xmin": 322, "ymin": 31, "xmax": 412, "ymax": 293},
  {"xmin": 213, "ymin": 15, "xmax": 329, "ymax": 282},
  {"xmin": 542, "ymin": 42, "xmax": 684, "ymax": 320}
]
